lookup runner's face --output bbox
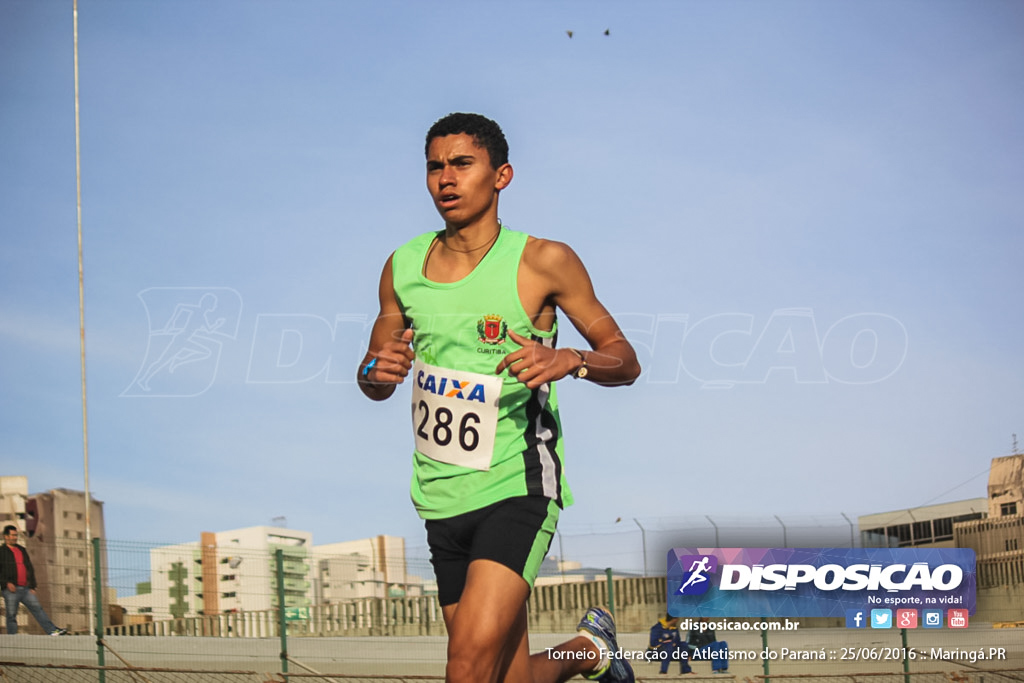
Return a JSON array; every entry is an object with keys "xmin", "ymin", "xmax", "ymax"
[
  {"xmin": 426, "ymin": 133, "xmax": 509, "ymax": 228},
  {"xmin": 4, "ymin": 530, "xmax": 16, "ymax": 546}
]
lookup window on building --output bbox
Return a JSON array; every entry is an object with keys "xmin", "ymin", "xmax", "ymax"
[
  {"xmin": 912, "ymin": 520, "xmax": 932, "ymax": 544},
  {"xmin": 933, "ymin": 517, "xmax": 953, "ymax": 540},
  {"xmin": 1001, "ymin": 502, "xmax": 1018, "ymax": 516},
  {"xmin": 953, "ymin": 512, "xmax": 984, "ymax": 524},
  {"xmin": 887, "ymin": 524, "xmax": 913, "ymax": 546},
  {"xmin": 860, "ymin": 528, "xmax": 893, "ymax": 547},
  {"xmin": 1007, "ymin": 538, "xmax": 1020, "ymax": 552}
]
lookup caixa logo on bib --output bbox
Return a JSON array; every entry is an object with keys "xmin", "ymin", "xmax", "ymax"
[
  {"xmin": 667, "ymin": 548, "xmax": 976, "ymax": 618},
  {"xmin": 416, "ymin": 369, "xmax": 488, "ymax": 403}
]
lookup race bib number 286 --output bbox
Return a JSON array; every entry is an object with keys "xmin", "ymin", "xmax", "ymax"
[{"xmin": 411, "ymin": 360, "xmax": 502, "ymax": 471}]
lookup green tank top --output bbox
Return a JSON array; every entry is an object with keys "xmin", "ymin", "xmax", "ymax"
[{"xmin": 391, "ymin": 227, "xmax": 573, "ymax": 519}]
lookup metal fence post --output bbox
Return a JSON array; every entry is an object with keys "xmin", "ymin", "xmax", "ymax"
[
  {"xmin": 761, "ymin": 628, "xmax": 770, "ymax": 680},
  {"xmin": 92, "ymin": 537, "xmax": 105, "ymax": 683},
  {"xmin": 902, "ymin": 627, "xmax": 910, "ymax": 683},
  {"xmin": 605, "ymin": 568, "xmax": 615, "ymax": 616},
  {"xmin": 276, "ymin": 548, "xmax": 288, "ymax": 676}
]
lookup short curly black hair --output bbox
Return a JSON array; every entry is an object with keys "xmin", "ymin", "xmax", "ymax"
[{"xmin": 425, "ymin": 113, "xmax": 509, "ymax": 169}]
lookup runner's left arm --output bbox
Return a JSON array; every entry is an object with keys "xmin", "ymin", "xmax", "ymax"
[{"xmin": 497, "ymin": 240, "xmax": 640, "ymax": 388}]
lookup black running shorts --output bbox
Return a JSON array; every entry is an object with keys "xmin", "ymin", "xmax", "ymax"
[{"xmin": 425, "ymin": 496, "xmax": 560, "ymax": 606}]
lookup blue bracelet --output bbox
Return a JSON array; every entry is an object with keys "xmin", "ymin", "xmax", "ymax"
[{"xmin": 362, "ymin": 357, "xmax": 377, "ymax": 378}]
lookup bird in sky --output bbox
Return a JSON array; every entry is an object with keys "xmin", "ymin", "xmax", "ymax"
[{"xmin": 566, "ymin": 30, "xmax": 573, "ymax": 38}]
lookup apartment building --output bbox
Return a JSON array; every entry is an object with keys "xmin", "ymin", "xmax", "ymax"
[
  {"xmin": 858, "ymin": 498, "xmax": 987, "ymax": 548},
  {"xmin": 955, "ymin": 454, "xmax": 1024, "ymax": 589},
  {"xmin": 0, "ymin": 476, "xmax": 28, "ymax": 531},
  {"xmin": 121, "ymin": 526, "xmax": 315, "ymax": 621},
  {"xmin": 0, "ymin": 480, "xmax": 107, "ymax": 634},
  {"xmin": 313, "ymin": 535, "xmax": 414, "ymax": 602}
]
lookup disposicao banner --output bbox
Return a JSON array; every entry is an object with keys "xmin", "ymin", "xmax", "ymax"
[{"xmin": 667, "ymin": 547, "xmax": 976, "ymax": 618}]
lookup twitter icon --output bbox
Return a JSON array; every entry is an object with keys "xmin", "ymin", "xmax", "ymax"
[{"xmin": 871, "ymin": 609, "xmax": 893, "ymax": 629}]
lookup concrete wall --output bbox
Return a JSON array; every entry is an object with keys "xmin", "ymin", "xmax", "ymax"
[
  {"xmin": 957, "ymin": 516, "xmax": 1024, "ymax": 561},
  {"xmin": 977, "ymin": 583, "xmax": 1024, "ymax": 624}
]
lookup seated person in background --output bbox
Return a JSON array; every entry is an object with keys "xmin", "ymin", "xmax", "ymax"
[
  {"xmin": 687, "ymin": 617, "xmax": 729, "ymax": 673},
  {"xmin": 648, "ymin": 614, "xmax": 690, "ymax": 675}
]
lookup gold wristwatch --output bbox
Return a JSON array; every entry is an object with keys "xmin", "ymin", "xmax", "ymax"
[{"xmin": 569, "ymin": 348, "xmax": 588, "ymax": 379}]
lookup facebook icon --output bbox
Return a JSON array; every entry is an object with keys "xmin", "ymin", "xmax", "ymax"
[{"xmin": 845, "ymin": 609, "xmax": 867, "ymax": 629}]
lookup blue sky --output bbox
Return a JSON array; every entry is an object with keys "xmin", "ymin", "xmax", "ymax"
[{"xmin": 1, "ymin": 1, "xmax": 1022, "ymax": 568}]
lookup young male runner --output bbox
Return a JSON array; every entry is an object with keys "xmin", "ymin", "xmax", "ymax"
[{"xmin": 357, "ymin": 113, "xmax": 640, "ymax": 683}]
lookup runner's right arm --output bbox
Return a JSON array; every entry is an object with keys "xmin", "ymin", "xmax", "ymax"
[{"xmin": 357, "ymin": 254, "xmax": 415, "ymax": 401}]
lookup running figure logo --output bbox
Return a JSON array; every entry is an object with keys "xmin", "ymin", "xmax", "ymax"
[
  {"xmin": 123, "ymin": 287, "xmax": 242, "ymax": 397},
  {"xmin": 677, "ymin": 554, "xmax": 718, "ymax": 595}
]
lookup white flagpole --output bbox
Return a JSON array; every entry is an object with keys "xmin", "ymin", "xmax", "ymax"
[{"xmin": 73, "ymin": 0, "xmax": 96, "ymax": 635}]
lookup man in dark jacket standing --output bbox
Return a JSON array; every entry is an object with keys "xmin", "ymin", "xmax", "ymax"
[{"xmin": 1, "ymin": 525, "xmax": 66, "ymax": 635}]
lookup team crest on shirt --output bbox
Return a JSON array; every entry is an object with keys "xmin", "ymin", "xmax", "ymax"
[{"xmin": 477, "ymin": 314, "xmax": 508, "ymax": 345}]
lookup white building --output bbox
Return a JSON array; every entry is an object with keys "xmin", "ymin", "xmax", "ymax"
[
  {"xmin": 314, "ymin": 535, "xmax": 414, "ymax": 601},
  {"xmin": 120, "ymin": 541, "xmax": 199, "ymax": 620},
  {"xmin": 0, "ymin": 476, "xmax": 28, "ymax": 532},
  {"xmin": 207, "ymin": 526, "xmax": 313, "ymax": 615},
  {"xmin": 858, "ymin": 498, "xmax": 987, "ymax": 548},
  {"xmin": 120, "ymin": 526, "xmax": 313, "ymax": 621}
]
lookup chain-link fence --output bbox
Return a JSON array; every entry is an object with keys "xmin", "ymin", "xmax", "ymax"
[
  {"xmin": 0, "ymin": 663, "xmax": 446, "ymax": 683},
  {"xmin": 14, "ymin": 515, "xmax": 872, "ymax": 637},
  {"xmin": 3, "ymin": 662, "xmax": 1024, "ymax": 683},
  {"xmin": 749, "ymin": 673, "xmax": 1024, "ymax": 683},
  {"xmin": 4, "ymin": 522, "xmax": 1022, "ymax": 681}
]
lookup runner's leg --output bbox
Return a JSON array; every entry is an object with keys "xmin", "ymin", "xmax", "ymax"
[
  {"xmin": 442, "ymin": 559, "xmax": 529, "ymax": 683},
  {"xmin": 443, "ymin": 559, "xmax": 603, "ymax": 683}
]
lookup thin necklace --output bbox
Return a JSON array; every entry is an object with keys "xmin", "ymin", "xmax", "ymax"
[{"xmin": 440, "ymin": 227, "xmax": 500, "ymax": 253}]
